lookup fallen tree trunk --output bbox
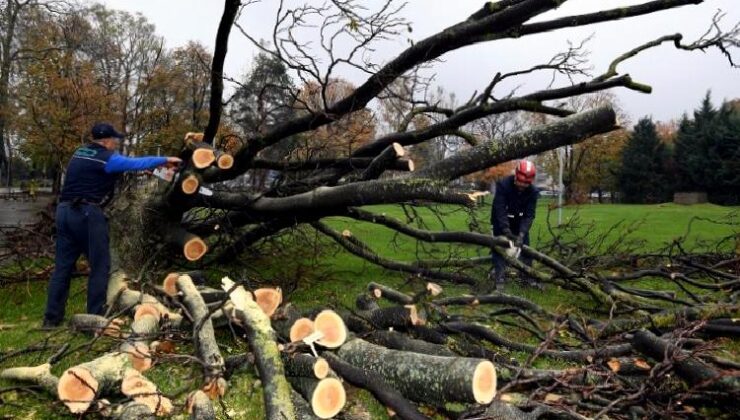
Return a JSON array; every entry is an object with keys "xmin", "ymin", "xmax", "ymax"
[
  {"xmin": 57, "ymin": 351, "xmax": 131, "ymax": 413},
  {"xmin": 223, "ymin": 277, "xmax": 295, "ymax": 420},
  {"xmin": 336, "ymin": 338, "xmax": 496, "ymax": 406},
  {"xmin": 322, "ymin": 352, "xmax": 427, "ymax": 420}
]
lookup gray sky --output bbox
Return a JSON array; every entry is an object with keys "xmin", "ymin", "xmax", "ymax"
[{"xmin": 101, "ymin": 0, "xmax": 739, "ymax": 123}]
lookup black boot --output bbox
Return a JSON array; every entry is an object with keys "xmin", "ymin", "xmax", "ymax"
[{"xmin": 40, "ymin": 318, "xmax": 61, "ymax": 330}]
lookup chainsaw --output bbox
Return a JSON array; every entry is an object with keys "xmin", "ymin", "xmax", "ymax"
[{"xmin": 151, "ymin": 166, "xmax": 214, "ymax": 196}]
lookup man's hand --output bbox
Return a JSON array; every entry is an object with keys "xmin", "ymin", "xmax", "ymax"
[
  {"xmin": 514, "ymin": 232, "xmax": 525, "ymax": 248},
  {"xmin": 164, "ymin": 157, "xmax": 182, "ymax": 168}
]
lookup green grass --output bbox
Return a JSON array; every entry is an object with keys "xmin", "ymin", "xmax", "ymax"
[{"xmin": 0, "ymin": 201, "xmax": 737, "ymax": 418}]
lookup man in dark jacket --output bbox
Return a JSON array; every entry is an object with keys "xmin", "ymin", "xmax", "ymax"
[
  {"xmin": 489, "ymin": 160, "xmax": 539, "ymax": 290},
  {"xmin": 42, "ymin": 123, "xmax": 182, "ymax": 328}
]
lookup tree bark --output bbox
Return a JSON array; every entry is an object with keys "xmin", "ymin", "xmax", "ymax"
[
  {"xmin": 337, "ymin": 338, "xmax": 496, "ymax": 405},
  {"xmin": 176, "ymin": 275, "xmax": 225, "ymax": 385},
  {"xmin": 57, "ymin": 351, "xmax": 131, "ymax": 413},
  {"xmin": 226, "ymin": 280, "xmax": 295, "ymax": 420},
  {"xmin": 632, "ymin": 329, "xmax": 740, "ymax": 392},
  {"xmin": 322, "ymin": 352, "xmax": 428, "ymax": 420},
  {"xmin": 0, "ymin": 363, "xmax": 59, "ymax": 396}
]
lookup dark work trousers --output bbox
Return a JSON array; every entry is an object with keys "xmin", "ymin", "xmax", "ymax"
[
  {"xmin": 44, "ymin": 202, "xmax": 110, "ymax": 324},
  {"xmin": 491, "ymin": 220, "xmax": 532, "ymax": 282}
]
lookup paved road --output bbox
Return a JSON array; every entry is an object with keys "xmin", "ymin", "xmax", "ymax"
[{"xmin": 0, "ymin": 197, "xmax": 54, "ymax": 226}]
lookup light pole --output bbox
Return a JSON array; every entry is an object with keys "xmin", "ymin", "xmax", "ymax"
[{"xmin": 557, "ymin": 147, "xmax": 564, "ymax": 227}]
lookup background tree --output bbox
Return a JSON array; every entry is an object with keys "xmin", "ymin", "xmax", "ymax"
[
  {"xmin": 84, "ymin": 4, "xmax": 165, "ymax": 153},
  {"xmin": 673, "ymin": 92, "xmax": 740, "ymax": 204},
  {"xmin": 538, "ymin": 92, "xmax": 629, "ymax": 203},
  {"xmin": 13, "ymin": 8, "xmax": 109, "ymax": 192},
  {"xmin": 135, "ymin": 41, "xmax": 213, "ymax": 157},
  {"xmin": 618, "ymin": 117, "xmax": 672, "ymax": 203}
]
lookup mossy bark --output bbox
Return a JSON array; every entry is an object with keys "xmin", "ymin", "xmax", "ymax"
[
  {"xmin": 0, "ymin": 363, "xmax": 59, "ymax": 396},
  {"xmin": 337, "ymin": 338, "xmax": 495, "ymax": 405},
  {"xmin": 176, "ymin": 275, "xmax": 225, "ymax": 382},
  {"xmin": 232, "ymin": 301, "xmax": 295, "ymax": 420}
]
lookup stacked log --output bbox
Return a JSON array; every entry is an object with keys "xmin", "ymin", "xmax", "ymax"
[{"xmin": 337, "ymin": 338, "xmax": 496, "ymax": 405}]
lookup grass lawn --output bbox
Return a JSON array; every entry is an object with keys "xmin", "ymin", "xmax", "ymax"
[{"xmin": 0, "ymin": 201, "xmax": 737, "ymax": 418}]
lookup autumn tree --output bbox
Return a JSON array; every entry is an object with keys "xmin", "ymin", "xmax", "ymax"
[
  {"xmin": 134, "ymin": 41, "xmax": 213, "ymax": 157},
  {"xmin": 292, "ymin": 78, "xmax": 376, "ymax": 161},
  {"xmin": 0, "ymin": 0, "xmax": 75, "ymax": 185},
  {"xmin": 84, "ymin": 4, "xmax": 165, "ymax": 153},
  {"xmin": 13, "ymin": 8, "xmax": 110, "ymax": 192}
]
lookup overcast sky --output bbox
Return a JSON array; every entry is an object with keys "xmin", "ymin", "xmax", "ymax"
[{"xmin": 100, "ymin": 0, "xmax": 739, "ymax": 124}]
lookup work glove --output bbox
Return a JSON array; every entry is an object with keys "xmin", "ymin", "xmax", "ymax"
[
  {"xmin": 514, "ymin": 232, "xmax": 525, "ymax": 248},
  {"xmin": 502, "ymin": 228, "xmax": 515, "ymax": 241}
]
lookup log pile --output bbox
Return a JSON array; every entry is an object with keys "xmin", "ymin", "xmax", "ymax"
[{"xmin": 2, "ymin": 267, "xmax": 738, "ymax": 419}]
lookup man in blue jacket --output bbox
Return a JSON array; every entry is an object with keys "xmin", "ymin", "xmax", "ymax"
[
  {"xmin": 42, "ymin": 123, "xmax": 182, "ymax": 328},
  {"xmin": 489, "ymin": 160, "xmax": 539, "ymax": 290}
]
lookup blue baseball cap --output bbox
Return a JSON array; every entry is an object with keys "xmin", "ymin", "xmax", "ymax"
[{"xmin": 91, "ymin": 123, "xmax": 125, "ymax": 140}]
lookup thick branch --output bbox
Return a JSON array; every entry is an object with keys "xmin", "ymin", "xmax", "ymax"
[
  {"xmin": 204, "ymin": 0, "xmax": 240, "ymax": 144},
  {"xmin": 413, "ymin": 106, "xmax": 617, "ymax": 180}
]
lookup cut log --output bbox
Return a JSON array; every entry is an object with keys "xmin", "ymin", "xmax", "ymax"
[
  {"xmin": 337, "ymin": 338, "xmax": 496, "ymax": 405},
  {"xmin": 106, "ymin": 271, "xmax": 183, "ymax": 328},
  {"xmin": 222, "ymin": 277, "xmax": 295, "ymax": 419},
  {"xmin": 57, "ymin": 351, "xmax": 131, "ymax": 413},
  {"xmin": 322, "ymin": 353, "xmax": 427, "ymax": 420},
  {"xmin": 358, "ymin": 304, "xmax": 425, "ymax": 329},
  {"xmin": 166, "ymin": 226, "xmax": 208, "ymax": 261},
  {"xmin": 287, "ymin": 376, "xmax": 346, "ymax": 419},
  {"xmin": 163, "ymin": 271, "xmax": 209, "ymax": 296},
  {"xmin": 191, "ymin": 148, "xmax": 216, "ymax": 169},
  {"xmin": 313, "ymin": 310, "xmax": 347, "ymax": 348},
  {"xmin": 254, "ymin": 287, "xmax": 282, "ymax": 317},
  {"xmin": 366, "ymin": 330, "xmax": 456, "ymax": 357},
  {"xmin": 163, "ymin": 274, "xmax": 180, "ymax": 297},
  {"xmin": 184, "ymin": 132, "xmax": 218, "ymax": 168},
  {"xmin": 68, "ymin": 314, "xmax": 124, "ymax": 337},
  {"xmin": 177, "ymin": 275, "xmax": 225, "ymax": 386},
  {"xmin": 120, "ymin": 340, "xmax": 153, "ymax": 373},
  {"xmin": 632, "ymin": 329, "xmax": 740, "ymax": 392},
  {"xmin": 368, "ymin": 282, "xmax": 414, "ymax": 305},
  {"xmin": 0, "ymin": 363, "xmax": 59, "ymax": 396},
  {"xmin": 133, "ymin": 304, "xmax": 160, "ymax": 322},
  {"xmin": 605, "ymin": 357, "xmax": 651, "ymax": 375},
  {"xmin": 187, "ymin": 390, "xmax": 216, "ymax": 420},
  {"xmin": 290, "ymin": 318, "xmax": 316, "ymax": 342},
  {"xmin": 215, "ymin": 150, "xmax": 234, "ymax": 170},
  {"xmin": 282, "ymin": 353, "xmax": 330, "ymax": 379},
  {"xmin": 121, "ymin": 368, "xmax": 173, "ymax": 416},
  {"xmin": 181, "ymin": 173, "xmax": 201, "ymax": 194}
]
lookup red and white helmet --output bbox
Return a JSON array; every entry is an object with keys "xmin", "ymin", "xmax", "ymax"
[{"xmin": 515, "ymin": 160, "xmax": 536, "ymax": 185}]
